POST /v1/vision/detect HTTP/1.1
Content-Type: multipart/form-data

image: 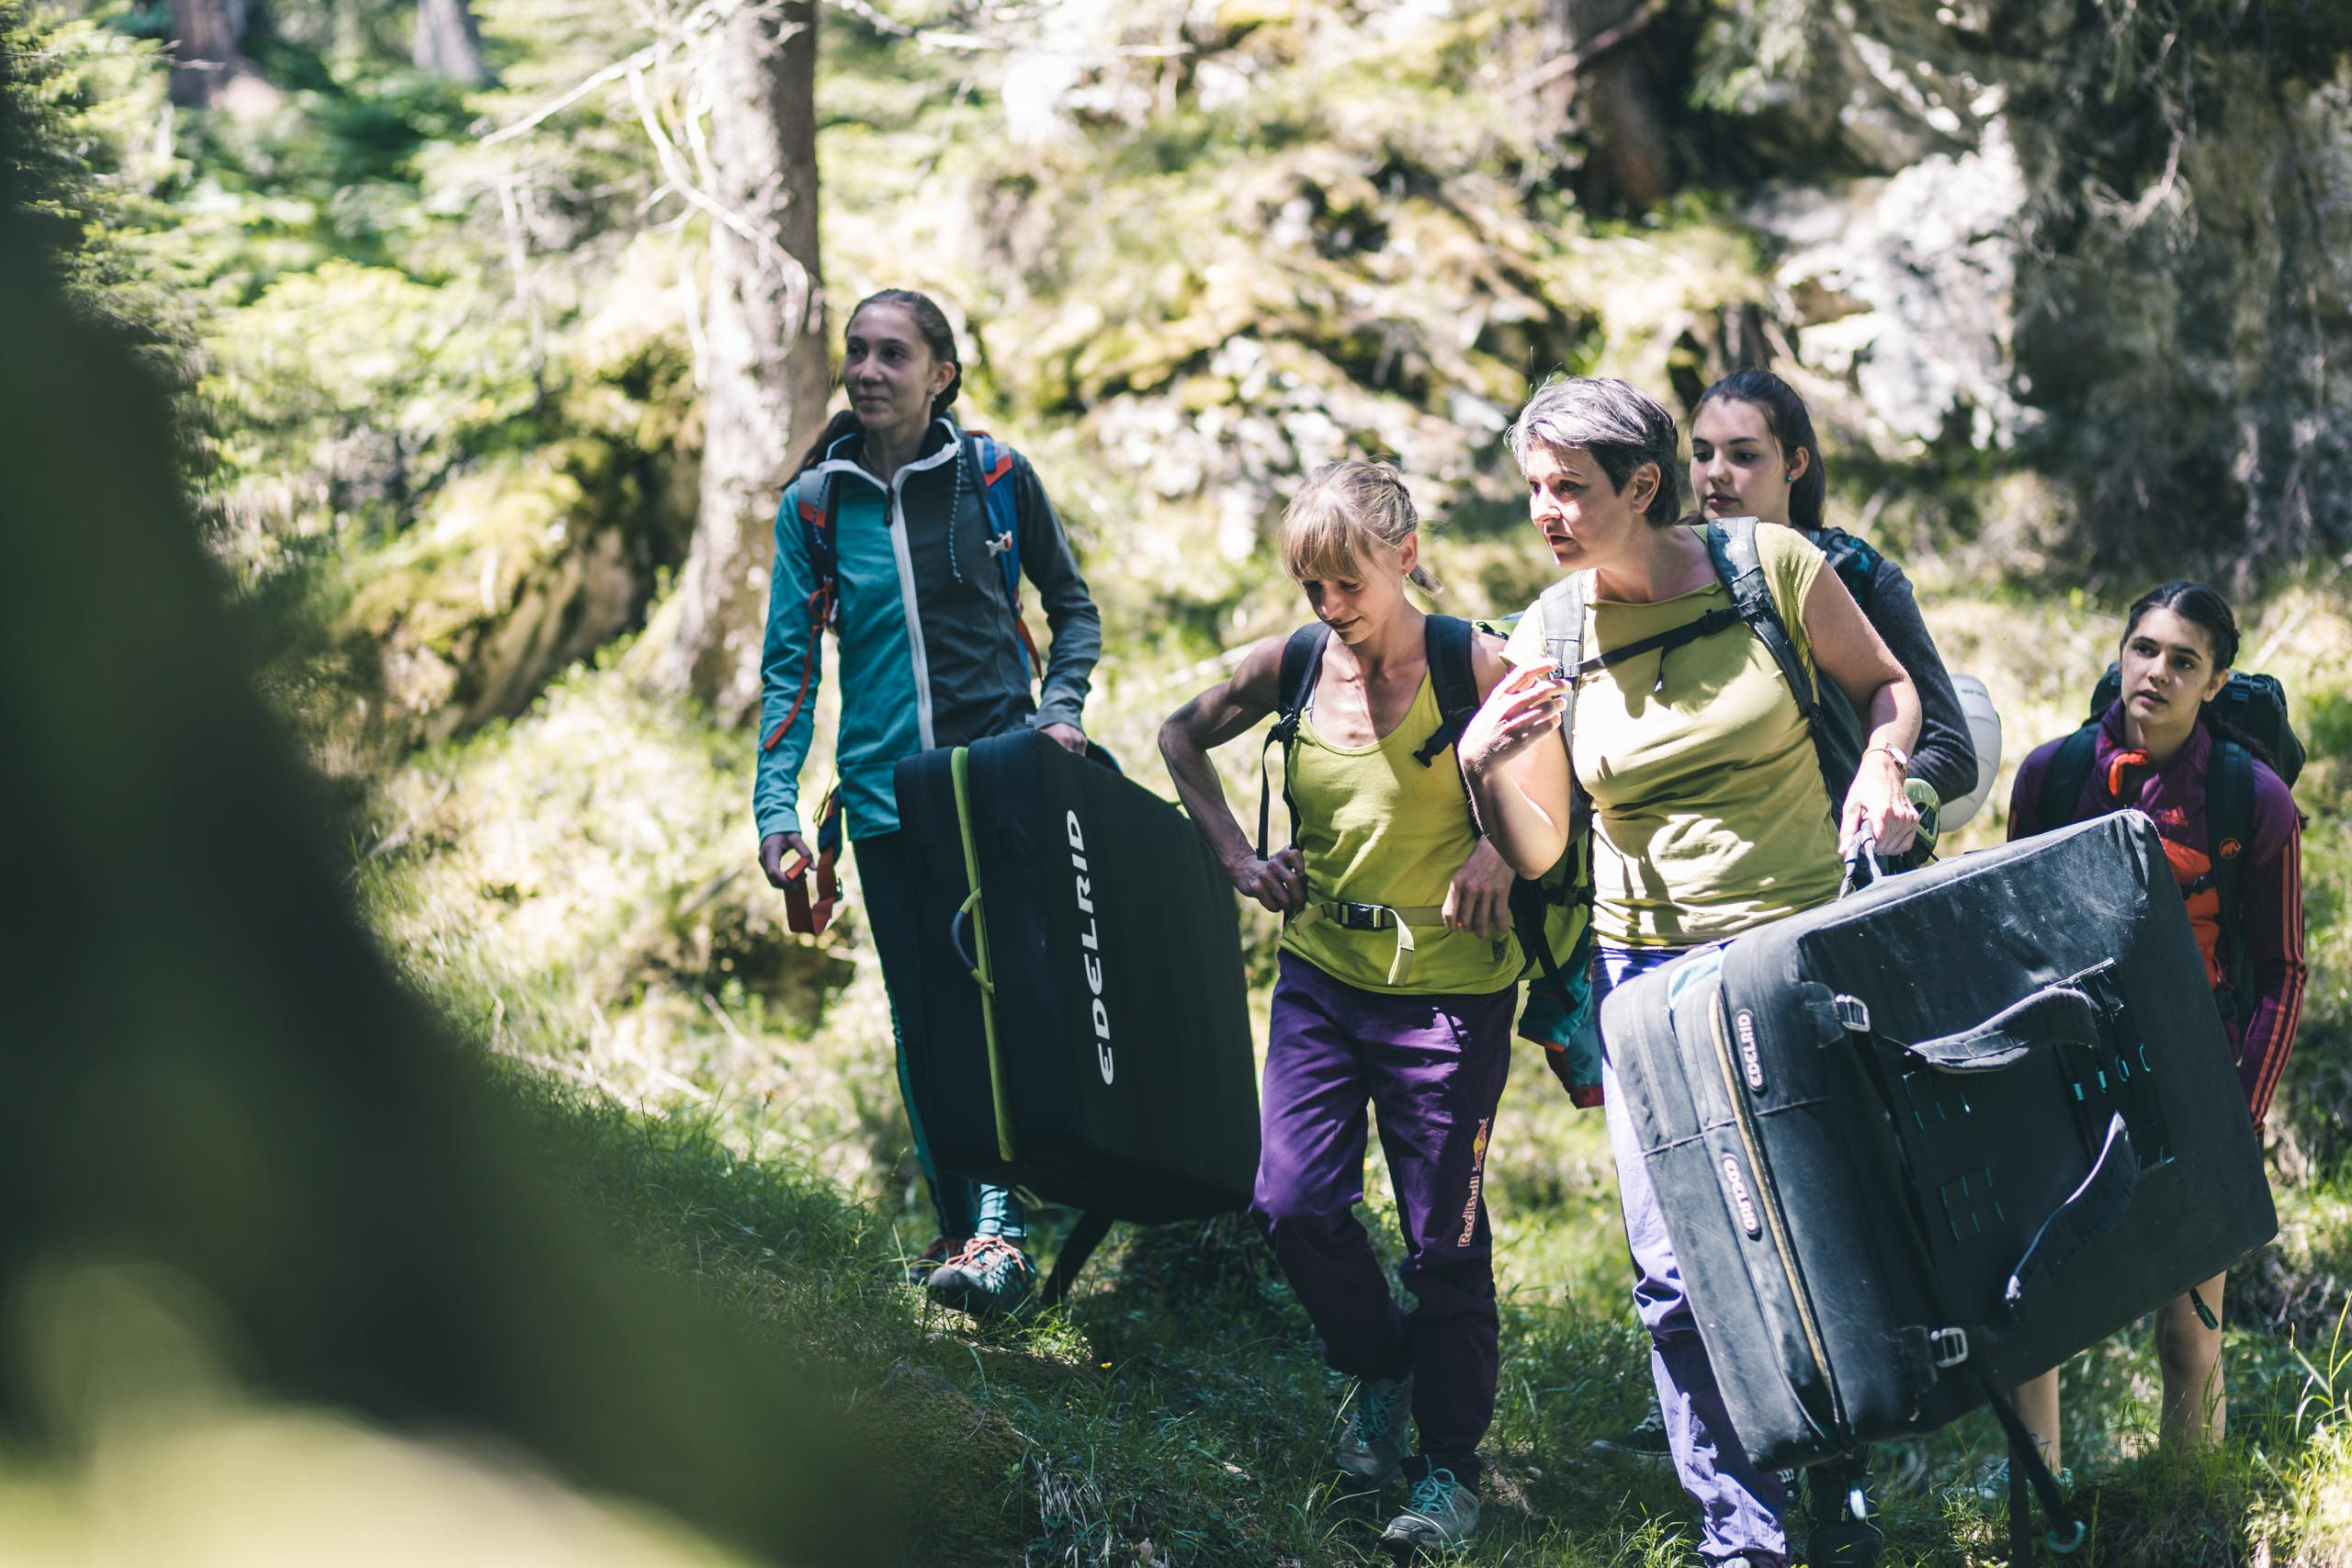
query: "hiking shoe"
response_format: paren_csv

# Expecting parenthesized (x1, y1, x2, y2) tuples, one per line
(1381, 1466, 1479, 1552)
(900, 1234, 964, 1285)
(1337, 1372, 1413, 1484)
(1589, 1400, 1674, 1465)
(1971, 1458, 2074, 1504)
(1804, 1451, 1883, 1567)
(924, 1234, 1036, 1318)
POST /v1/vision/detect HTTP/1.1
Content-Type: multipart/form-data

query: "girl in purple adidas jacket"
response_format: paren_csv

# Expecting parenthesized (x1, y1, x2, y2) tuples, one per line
(2005, 580, 2305, 1483)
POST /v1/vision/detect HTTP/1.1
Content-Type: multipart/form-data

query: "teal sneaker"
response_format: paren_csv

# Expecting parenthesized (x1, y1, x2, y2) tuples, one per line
(1381, 1465, 1479, 1551)
(1337, 1372, 1412, 1484)
(924, 1234, 1036, 1318)
(900, 1233, 964, 1286)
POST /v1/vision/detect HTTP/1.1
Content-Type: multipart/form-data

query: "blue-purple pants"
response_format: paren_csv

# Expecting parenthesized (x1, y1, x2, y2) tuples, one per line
(1598, 943, 1789, 1566)
(1252, 952, 1514, 1479)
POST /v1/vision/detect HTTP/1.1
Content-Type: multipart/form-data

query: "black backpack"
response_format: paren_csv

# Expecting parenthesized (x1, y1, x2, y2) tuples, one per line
(1256, 616, 1596, 1074)
(1816, 524, 1884, 611)
(2034, 665, 2303, 1021)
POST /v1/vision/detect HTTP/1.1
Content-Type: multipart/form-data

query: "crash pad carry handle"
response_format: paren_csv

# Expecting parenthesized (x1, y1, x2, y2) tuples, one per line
(2002, 1112, 2139, 1325)
(950, 891, 992, 993)
(1878, 984, 2105, 1073)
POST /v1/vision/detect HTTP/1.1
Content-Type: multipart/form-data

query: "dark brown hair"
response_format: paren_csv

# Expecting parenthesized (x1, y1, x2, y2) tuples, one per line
(1695, 368, 1826, 533)
(795, 288, 962, 476)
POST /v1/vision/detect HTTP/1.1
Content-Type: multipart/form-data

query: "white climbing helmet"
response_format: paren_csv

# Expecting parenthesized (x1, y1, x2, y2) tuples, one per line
(1939, 673, 2005, 831)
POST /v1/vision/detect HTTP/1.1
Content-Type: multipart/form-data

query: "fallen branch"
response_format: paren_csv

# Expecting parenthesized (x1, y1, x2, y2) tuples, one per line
(700, 988, 753, 1050)
(628, 62, 814, 315)
(1508, 0, 1670, 99)
(480, 0, 736, 145)
(490, 1043, 654, 1111)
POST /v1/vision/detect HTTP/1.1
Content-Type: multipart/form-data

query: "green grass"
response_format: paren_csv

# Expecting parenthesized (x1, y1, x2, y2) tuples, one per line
(475, 991, 2352, 1565)
(322, 546, 2352, 1564)
(344, 633, 2342, 1565)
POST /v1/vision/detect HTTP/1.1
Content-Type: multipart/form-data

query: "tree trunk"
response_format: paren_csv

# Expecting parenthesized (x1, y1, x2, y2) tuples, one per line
(413, 0, 494, 86)
(650, 0, 827, 722)
(1549, 0, 1675, 215)
(169, 0, 273, 110)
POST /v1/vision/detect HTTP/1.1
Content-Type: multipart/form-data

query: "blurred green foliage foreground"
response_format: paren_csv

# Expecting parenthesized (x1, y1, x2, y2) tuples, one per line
(0, 59, 889, 1568)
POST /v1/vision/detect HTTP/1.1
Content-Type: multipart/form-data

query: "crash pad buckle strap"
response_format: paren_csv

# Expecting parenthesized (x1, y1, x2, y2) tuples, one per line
(1928, 1325, 1971, 1368)
(2004, 1112, 2139, 1323)
(1040, 1210, 1116, 1309)
(1973, 1360, 2084, 1560)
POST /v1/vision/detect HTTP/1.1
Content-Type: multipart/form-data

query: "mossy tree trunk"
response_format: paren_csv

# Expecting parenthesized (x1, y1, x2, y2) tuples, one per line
(413, 0, 494, 86)
(168, 0, 269, 107)
(649, 0, 827, 724)
(1549, 0, 1675, 214)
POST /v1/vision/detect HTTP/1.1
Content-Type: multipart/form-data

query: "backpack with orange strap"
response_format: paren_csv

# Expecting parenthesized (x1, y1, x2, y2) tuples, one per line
(764, 432, 1045, 935)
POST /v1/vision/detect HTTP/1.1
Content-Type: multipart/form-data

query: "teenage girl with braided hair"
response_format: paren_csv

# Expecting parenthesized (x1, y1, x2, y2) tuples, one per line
(2003, 580, 2306, 1480)
(754, 288, 1102, 1317)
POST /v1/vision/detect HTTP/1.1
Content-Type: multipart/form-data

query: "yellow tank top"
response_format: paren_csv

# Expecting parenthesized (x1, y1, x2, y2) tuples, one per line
(1277, 669, 1522, 995)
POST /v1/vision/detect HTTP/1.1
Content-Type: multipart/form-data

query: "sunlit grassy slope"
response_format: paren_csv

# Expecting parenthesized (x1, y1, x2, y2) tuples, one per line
(37, 0, 2349, 1555)
(334, 563, 2352, 1567)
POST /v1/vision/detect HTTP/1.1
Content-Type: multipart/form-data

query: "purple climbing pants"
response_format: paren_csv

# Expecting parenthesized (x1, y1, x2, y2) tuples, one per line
(1598, 943, 1790, 1567)
(1252, 951, 1514, 1475)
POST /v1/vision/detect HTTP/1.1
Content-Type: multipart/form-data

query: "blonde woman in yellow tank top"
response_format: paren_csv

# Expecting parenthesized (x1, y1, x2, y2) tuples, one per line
(1159, 461, 1513, 1551)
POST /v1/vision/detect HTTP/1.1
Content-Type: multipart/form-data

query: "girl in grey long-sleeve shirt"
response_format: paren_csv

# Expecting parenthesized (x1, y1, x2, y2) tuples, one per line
(1688, 369, 1976, 807)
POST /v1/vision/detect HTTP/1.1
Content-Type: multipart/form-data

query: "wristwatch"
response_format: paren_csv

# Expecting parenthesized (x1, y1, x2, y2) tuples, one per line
(1865, 739, 1911, 773)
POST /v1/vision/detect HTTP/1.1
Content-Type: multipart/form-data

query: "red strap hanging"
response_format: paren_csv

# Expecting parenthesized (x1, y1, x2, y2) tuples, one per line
(782, 784, 843, 935)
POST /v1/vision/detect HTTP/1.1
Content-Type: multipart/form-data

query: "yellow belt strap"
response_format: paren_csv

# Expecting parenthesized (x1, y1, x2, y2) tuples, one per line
(1294, 900, 1452, 987)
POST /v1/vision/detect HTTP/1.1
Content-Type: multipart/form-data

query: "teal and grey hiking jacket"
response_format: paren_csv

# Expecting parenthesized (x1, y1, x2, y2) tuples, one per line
(753, 417, 1101, 842)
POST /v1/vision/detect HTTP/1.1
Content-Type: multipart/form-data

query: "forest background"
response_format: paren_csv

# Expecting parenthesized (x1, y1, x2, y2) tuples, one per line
(6, 0, 2352, 1562)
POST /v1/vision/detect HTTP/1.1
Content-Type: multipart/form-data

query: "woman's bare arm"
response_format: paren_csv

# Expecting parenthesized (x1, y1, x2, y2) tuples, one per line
(1159, 636, 1305, 912)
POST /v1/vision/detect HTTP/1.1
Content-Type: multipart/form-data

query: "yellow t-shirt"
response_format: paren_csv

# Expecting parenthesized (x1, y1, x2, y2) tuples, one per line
(1278, 669, 1522, 994)
(1503, 525, 1840, 947)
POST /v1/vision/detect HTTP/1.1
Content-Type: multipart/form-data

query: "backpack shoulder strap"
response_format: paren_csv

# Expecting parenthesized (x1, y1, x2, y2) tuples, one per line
(2036, 724, 2101, 830)
(1413, 615, 1481, 767)
(1537, 573, 1589, 754)
(2208, 734, 2255, 1002)
(797, 470, 839, 588)
(1258, 624, 1333, 859)
(763, 474, 843, 757)
(1708, 516, 1874, 807)
(1705, 516, 1817, 723)
(963, 432, 1043, 680)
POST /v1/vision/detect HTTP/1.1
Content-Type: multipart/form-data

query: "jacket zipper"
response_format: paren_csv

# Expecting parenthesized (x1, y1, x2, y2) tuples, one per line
(1707, 985, 1843, 1432)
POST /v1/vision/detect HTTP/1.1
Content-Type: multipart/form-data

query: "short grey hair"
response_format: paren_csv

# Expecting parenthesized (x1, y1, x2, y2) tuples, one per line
(1504, 374, 1682, 525)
